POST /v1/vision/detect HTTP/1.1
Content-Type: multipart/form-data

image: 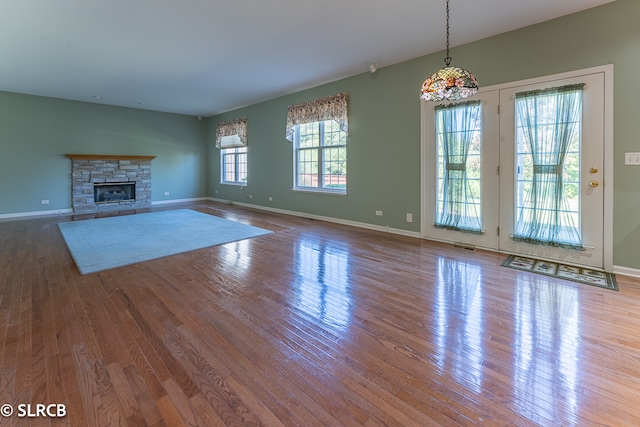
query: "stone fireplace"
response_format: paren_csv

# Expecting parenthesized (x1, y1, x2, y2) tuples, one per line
(67, 154, 156, 212)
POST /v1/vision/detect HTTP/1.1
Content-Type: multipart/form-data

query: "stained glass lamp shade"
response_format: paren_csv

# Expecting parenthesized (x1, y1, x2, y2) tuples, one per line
(420, 62, 478, 102)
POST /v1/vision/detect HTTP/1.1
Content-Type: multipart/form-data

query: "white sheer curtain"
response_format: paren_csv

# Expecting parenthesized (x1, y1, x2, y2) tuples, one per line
(512, 84, 584, 250)
(434, 100, 483, 234)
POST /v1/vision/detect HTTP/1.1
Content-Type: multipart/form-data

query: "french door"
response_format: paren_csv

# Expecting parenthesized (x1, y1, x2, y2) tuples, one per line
(422, 66, 612, 271)
(421, 90, 499, 250)
(498, 71, 606, 269)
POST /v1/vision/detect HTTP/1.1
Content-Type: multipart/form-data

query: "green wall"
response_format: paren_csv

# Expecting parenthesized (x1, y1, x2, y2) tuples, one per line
(208, 0, 640, 270)
(0, 92, 208, 215)
(0, 0, 638, 270)
(208, 65, 422, 229)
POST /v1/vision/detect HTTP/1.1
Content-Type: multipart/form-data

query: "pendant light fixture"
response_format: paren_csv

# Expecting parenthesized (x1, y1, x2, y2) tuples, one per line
(420, 0, 478, 102)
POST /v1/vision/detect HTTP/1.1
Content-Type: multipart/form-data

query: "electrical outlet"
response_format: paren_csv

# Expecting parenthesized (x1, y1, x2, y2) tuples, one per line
(375, 210, 383, 216)
(268, 196, 273, 201)
(41, 199, 50, 205)
(164, 191, 170, 196)
(406, 213, 413, 223)
(248, 195, 253, 199)
(625, 152, 640, 165)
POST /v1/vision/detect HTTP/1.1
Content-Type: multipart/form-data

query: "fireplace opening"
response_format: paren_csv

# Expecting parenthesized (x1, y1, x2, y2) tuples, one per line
(94, 182, 136, 204)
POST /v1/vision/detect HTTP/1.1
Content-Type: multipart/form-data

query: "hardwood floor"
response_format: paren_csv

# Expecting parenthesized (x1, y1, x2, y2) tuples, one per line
(2, 201, 640, 426)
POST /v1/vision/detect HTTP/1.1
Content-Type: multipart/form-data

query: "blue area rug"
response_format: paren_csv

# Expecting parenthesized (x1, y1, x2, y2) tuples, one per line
(58, 209, 272, 275)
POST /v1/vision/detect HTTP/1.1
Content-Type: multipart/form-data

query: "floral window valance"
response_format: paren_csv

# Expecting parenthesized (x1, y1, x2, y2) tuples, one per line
(215, 117, 248, 149)
(285, 92, 349, 141)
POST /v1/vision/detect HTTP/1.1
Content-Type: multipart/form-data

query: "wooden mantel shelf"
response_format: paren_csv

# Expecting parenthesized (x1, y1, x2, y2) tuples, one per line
(66, 154, 157, 161)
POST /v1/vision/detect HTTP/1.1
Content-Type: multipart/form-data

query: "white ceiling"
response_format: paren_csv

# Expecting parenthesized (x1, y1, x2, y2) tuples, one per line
(0, 0, 616, 117)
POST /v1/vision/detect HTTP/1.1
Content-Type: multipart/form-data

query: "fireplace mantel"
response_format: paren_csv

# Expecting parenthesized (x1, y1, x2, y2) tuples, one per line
(66, 154, 157, 161)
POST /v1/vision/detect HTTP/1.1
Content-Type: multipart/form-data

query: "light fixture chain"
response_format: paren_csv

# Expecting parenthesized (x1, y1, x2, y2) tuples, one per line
(445, 0, 451, 66)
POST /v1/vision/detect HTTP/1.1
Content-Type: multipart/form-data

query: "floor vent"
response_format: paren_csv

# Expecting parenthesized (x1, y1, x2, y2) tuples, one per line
(453, 242, 476, 251)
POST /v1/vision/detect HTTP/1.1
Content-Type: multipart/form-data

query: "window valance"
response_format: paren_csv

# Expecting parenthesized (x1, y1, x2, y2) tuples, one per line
(215, 117, 248, 149)
(285, 92, 349, 141)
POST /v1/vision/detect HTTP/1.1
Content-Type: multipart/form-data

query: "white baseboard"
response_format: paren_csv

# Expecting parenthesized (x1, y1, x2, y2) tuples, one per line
(0, 197, 208, 219)
(208, 197, 421, 238)
(613, 265, 640, 279)
(0, 208, 73, 220)
(152, 197, 210, 206)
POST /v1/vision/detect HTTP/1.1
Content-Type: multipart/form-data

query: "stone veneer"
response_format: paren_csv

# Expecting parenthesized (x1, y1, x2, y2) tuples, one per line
(67, 155, 155, 213)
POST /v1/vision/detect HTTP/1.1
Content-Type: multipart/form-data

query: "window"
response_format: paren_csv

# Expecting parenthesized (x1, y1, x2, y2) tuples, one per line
(215, 117, 248, 186)
(285, 92, 349, 194)
(221, 146, 248, 185)
(293, 120, 346, 193)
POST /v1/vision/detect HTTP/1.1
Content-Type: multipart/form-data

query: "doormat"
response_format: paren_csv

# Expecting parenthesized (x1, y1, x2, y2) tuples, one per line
(501, 255, 618, 291)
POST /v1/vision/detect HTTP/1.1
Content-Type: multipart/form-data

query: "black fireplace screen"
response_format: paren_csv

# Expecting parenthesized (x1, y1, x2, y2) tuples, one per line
(94, 182, 136, 204)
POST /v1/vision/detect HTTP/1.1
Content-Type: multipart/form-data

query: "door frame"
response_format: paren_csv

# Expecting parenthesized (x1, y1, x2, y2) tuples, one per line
(420, 64, 614, 272)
